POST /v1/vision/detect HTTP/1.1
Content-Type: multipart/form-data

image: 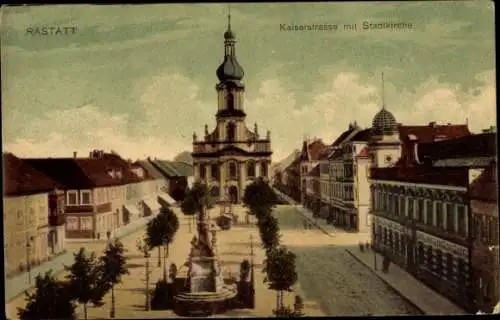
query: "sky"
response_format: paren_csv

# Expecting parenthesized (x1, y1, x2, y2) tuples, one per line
(1, 2, 496, 162)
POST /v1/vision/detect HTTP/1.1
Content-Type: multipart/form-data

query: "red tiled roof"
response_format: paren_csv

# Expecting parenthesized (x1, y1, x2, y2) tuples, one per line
(417, 132, 496, 162)
(395, 124, 471, 167)
(3, 153, 59, 196)
(370, 165, 469, 187)
(24, 152, 143, 189)
(469, 165, 498, 202)
(300, 139, 327, 161)
(357, 146, 370, 158)
(398, 124, 470, 144)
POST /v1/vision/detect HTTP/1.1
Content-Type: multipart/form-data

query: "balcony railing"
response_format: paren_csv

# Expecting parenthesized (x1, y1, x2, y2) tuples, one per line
(64, 202, 112, 214)
(193, 140, 271, 153)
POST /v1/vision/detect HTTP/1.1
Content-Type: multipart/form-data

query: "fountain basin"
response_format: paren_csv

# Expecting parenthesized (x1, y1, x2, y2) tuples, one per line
(173, 286, 237, 316)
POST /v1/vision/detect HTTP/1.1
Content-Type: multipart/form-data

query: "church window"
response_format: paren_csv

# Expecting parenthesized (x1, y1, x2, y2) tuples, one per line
(227, 93, 235, 110)
(199, 164, 206, 179)
(211, 163, 219, 180)
(261, 162, 268, 177)
(418, 199, 424, 222)
(229, 162, 237, 179)
(247, 161, 255, 177)
(226, 122, 236, 141)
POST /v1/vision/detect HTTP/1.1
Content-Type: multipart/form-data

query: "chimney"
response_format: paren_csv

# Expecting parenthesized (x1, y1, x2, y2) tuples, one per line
(73, 151, 77, 158)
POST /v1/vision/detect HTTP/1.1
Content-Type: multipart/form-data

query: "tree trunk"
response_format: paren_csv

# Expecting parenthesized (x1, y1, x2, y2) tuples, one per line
(157, 246, 161, 267)
(83, 303, 88, 320)
(163, 245, 167, 282)
(110, 285, 116, 318)
(276, 290, 280, 311)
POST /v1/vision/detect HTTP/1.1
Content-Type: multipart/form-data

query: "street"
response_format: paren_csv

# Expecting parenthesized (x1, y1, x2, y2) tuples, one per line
(7, 205, 421, 318)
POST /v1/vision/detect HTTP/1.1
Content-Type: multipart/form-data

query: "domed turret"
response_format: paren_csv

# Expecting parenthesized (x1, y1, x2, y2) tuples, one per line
(372, 108, 398, 133)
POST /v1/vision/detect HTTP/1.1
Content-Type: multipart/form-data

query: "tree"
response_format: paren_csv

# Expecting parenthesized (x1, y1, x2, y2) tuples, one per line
(146, 215, 164, 268)
(257, 215, 281, 253)
(263, 246, 298, 312)
(243, 178, 278, 213)
(65, 248, 101, 320)
(17, 271, 76, 320)
(99, 238, 129, 318)
(160, 207, 180, 281)
(180, 189, 198, 232)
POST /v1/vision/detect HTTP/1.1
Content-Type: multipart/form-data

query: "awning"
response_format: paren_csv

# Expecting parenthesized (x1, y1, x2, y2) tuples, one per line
(158, 192, 175, 205)
(123, 204, 141, 217)
(142, 198, 161, 212)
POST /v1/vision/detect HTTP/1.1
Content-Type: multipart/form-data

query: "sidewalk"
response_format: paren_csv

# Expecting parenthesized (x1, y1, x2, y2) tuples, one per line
(346, 248, 467, 315)
(273, 188, 336, 237)
(5, 215, 154, 302)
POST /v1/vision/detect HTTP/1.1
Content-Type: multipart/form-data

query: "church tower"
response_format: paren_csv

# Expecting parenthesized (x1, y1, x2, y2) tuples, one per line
(368, 73, 402, 168)
(192, 11, 273, 204)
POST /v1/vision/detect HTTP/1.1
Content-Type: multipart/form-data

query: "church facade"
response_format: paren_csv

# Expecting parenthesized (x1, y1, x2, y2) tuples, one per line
(191, 15, 272, 204)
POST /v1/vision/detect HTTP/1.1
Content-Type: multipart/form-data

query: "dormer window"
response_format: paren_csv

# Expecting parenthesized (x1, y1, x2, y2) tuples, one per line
(108, 169, 116, 178)
(116, 170, 123, 179)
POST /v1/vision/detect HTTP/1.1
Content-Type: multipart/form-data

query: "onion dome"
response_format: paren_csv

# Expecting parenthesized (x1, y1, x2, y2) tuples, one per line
(216, 11, 244, 82)
(372, 107, 398, 133)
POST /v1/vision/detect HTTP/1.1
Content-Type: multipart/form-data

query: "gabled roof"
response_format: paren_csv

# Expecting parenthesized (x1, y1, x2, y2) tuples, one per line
(136, 160, 167, 180)
(24, 158, 95, 189)
(3, 153, 59, 196)
(331, 124, 359, 147)
(469, 165, 498, 202)
(351, 129, 372, 142)
(151, 160, 194, 178)
(299, 139, 327, 162)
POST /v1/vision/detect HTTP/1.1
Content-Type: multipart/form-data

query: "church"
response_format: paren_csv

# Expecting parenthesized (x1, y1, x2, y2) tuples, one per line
(191, 13, 273, 204)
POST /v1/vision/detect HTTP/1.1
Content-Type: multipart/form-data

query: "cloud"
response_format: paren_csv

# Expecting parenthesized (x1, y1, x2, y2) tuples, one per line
(4, 69, 496, 163)
(393, 70, 496, 132)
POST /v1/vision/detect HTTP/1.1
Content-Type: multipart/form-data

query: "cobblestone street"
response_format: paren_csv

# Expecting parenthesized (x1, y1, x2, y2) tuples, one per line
(274, 205, 423, 316)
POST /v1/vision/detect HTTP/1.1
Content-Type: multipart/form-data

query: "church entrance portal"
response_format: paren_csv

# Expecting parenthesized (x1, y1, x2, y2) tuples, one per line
(228, 186, 238, 204)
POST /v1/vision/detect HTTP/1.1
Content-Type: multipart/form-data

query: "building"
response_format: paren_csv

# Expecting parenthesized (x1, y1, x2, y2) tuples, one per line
(3, 153, 65, 276)
(271, 149, 300, 187)
(299, 138, 327, 204)
(24, 150, 144, 239)
(150, 159, 194, 202)
(135, 159, 176, 208)
(282, 157, 301, 203)
(327, 123, 373, 231)
(367, 98, 492, 311)
(191, 15, 272, 203)
(418, 131, 498, 312)
(304, 164, 320, 215)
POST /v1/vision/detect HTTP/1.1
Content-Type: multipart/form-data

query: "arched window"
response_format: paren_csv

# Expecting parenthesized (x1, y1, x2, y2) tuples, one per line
(226, 122, 236, 141)
(227, 93, 234, 110)
(261, 162, 268, 177)
(229, 162, 237, 179)
(211, 163, 219, 180)
(247, 161, 255, 177)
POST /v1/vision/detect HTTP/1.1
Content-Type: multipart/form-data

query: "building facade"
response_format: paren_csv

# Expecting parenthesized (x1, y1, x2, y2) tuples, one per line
(470, 163, 499, 313)
(367, 101, 487, 311)
(3, 153, 65, 276)
(299, 139, 327, 204)
(25, 150, 145, 240)
(191, 15, 272, 203)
